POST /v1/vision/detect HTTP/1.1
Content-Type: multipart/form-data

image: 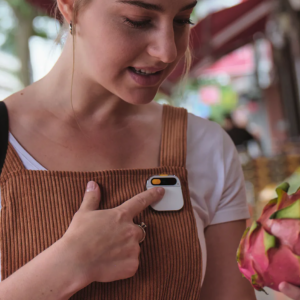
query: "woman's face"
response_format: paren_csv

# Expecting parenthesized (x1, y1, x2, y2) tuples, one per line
(75, 0, 196, 104)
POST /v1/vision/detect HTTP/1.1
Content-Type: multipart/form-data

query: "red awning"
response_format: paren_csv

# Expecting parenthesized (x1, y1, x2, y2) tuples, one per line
(161, 0, 272, 94)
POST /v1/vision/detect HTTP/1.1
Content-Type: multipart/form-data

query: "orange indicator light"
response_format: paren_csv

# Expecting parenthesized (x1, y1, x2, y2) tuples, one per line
(152, 179, 161, 185)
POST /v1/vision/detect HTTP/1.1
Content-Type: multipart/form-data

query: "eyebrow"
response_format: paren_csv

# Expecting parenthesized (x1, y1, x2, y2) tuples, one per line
(117, 0, 198, 13)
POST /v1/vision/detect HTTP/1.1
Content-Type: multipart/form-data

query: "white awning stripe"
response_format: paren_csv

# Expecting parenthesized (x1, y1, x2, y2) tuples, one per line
(211, 1, 273, 49)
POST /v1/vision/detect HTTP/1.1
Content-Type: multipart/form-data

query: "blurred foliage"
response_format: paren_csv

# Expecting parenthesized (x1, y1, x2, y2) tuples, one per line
(9, 0, 38, 19)
(0, 0, 16, 54)
(169, 76, 237, 122)
(0, 0, 53, 55)
(0, 0, 58, 86)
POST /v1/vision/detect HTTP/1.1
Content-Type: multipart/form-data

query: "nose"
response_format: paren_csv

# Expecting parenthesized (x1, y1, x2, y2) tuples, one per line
(148, 27, 178, 64)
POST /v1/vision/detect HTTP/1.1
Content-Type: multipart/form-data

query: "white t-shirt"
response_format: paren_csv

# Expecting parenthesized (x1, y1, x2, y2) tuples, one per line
(0, 113, 250, 283)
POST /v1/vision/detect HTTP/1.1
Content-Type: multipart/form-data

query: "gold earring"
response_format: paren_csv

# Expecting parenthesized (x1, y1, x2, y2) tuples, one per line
(69, 22, 73, 35)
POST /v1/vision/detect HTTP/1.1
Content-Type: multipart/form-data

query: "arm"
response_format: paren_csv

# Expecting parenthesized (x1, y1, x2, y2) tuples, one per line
(0, 182, 164, 300)
(0, 239, 86, 300)
(200, 220, 257, 300)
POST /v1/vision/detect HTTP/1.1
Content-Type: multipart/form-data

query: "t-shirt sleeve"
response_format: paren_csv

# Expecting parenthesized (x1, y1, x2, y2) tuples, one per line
(210, 130, 251, 225)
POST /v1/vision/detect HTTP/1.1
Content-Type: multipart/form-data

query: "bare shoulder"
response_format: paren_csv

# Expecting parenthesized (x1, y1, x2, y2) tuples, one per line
(3, 84, 46, 143)
(3, 89, 26, 112)
(4, 85, 38, 118)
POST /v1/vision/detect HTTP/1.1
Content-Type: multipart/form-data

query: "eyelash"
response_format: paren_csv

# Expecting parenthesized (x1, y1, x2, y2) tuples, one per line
(124, 18, 195, 29)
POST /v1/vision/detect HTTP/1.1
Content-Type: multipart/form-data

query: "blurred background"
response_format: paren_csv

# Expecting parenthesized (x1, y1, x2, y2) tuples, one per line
(1, 0, 300, 299)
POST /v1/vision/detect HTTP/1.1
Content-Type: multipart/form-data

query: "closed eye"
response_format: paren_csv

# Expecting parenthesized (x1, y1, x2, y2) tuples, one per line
(124, 18, 195, 28)
(124, 18, 151, 28)
(175, 18, 195, 26)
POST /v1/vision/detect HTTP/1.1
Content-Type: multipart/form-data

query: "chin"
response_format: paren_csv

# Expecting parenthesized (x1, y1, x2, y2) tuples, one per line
(122, 87, 159, 105)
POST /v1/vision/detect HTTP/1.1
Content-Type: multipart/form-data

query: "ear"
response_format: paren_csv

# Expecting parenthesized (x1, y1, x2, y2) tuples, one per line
(57, 0, 74, 24)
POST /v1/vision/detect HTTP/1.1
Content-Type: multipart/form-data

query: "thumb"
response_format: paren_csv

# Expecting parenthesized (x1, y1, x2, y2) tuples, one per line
(80, 181, 101, 211)
(279, 282, 300, 299)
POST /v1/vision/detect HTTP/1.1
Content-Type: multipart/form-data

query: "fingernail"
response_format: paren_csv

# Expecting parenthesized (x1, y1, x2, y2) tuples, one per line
(157, 187, 165, 196)
(86, 181, 96, 192)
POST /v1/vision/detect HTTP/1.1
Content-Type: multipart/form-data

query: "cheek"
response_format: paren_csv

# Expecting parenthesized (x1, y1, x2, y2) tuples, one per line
(163, 30, 190, 75)
(77, 14, 144, 75)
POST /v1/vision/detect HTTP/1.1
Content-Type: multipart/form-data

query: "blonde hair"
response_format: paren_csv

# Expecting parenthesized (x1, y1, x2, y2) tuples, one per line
(54, 0, 92, 135)
(183, 46, 192, 86)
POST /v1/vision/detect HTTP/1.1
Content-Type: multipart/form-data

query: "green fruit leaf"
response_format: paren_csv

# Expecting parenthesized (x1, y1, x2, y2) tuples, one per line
(264, 231, 277, 253)
(236, 248, 242, 264)
(242, 227, 250, 239)
(251, 274, 268, 294)
(270, 199, 300, 219)
(246, 222, 260, 247)
(249, 222, 259, 236)
(237, 227, 250, 264)
(251, 274, 258, 285)
(252, 274, 263, 289)
(276, 182, 290, 195)
(276, 183, 290, 209)
(262, 198, 277, 214)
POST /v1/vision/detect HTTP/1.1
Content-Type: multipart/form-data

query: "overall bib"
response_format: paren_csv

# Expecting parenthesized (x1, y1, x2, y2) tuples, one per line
(0, 104, 202, 299)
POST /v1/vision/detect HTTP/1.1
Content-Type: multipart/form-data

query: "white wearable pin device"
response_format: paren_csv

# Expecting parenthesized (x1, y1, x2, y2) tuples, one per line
(146, 175, 184, 212)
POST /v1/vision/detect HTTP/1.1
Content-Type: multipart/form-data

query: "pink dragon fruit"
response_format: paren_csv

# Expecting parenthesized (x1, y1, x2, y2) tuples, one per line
(237, 183, 300, 293)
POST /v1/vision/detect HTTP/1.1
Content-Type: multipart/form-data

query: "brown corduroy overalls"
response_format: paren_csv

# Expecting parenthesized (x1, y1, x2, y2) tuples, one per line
(0, 105, 202, 299)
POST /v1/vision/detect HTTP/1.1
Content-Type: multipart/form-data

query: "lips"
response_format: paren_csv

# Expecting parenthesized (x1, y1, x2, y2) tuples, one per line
(129, 67, 158, 76)
(127, 67, 164, 86)
(129, 66, 165, 76)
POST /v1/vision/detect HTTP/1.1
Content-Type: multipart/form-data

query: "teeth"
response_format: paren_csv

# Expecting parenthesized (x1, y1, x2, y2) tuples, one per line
(132, 68, 158, 75)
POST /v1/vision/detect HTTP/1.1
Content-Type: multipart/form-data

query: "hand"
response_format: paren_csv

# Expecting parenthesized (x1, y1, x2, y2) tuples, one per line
(279, 282, 300, 300)
(61, 181, 165, 286)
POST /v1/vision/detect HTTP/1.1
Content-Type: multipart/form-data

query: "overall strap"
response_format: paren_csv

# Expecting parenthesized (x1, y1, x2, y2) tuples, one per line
(0, 102, 9, 176)
(160, 105, 188, 168)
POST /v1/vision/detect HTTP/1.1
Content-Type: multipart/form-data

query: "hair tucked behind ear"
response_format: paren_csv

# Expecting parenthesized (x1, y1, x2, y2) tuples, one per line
(54, 0, 93, 138)
(183, 46, 192, 83)
(175, 43, 192, 98)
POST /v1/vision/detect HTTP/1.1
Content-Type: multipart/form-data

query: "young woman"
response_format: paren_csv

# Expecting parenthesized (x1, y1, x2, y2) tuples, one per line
(0, 0, 279, 299)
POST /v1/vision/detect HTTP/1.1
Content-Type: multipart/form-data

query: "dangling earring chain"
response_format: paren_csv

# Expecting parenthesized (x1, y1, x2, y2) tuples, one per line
(69, 22, 73, 35)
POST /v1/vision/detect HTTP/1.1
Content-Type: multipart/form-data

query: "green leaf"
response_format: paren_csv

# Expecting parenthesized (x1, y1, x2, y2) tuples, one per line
(262, 198, 277, 214)
(249, 222, 259, 236)
(264, 231, 276, 253)
(251, 274, 268, 294)
(276, 183, 290, 208)
(276, 182, 290, 195)
(270, 199, 300, 219)
(236, 227, 250, 264)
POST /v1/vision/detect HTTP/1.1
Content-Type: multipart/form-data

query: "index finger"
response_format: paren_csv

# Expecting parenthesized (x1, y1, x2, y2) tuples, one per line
(119, 188, 165, 218)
